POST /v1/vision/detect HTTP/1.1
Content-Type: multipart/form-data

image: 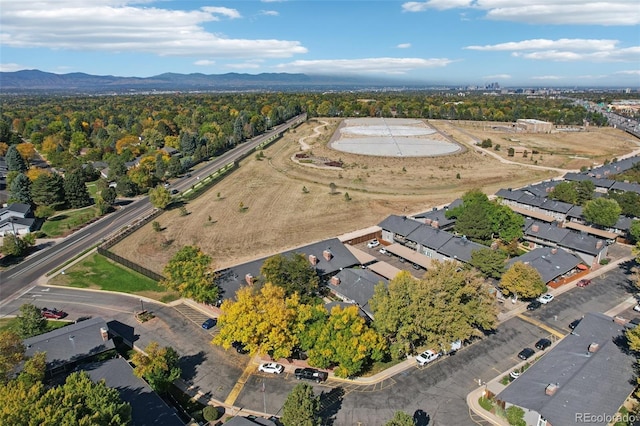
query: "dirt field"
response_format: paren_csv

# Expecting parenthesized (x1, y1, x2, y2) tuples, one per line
(111, 118, 638, 273)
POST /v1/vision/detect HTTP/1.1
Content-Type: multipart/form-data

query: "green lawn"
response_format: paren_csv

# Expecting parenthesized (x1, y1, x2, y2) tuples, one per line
(86, 180, 100, 199)
(0, 317, 70, 334)
(49, 253, 180, 303)
(41, 206, 100, 237)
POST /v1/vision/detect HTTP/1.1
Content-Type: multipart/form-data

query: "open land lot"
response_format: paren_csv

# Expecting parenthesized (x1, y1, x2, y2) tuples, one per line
(111, 118, 636, 273)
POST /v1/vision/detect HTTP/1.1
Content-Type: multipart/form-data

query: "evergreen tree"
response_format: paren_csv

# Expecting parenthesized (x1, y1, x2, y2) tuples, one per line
(30, 173, 65, 208)
(167, 156, 182, 178)
(63, 169, 93, 208)
(5, 145, 27, 172)
(8, 173, 32, 205)
(101, 186, 117, 205)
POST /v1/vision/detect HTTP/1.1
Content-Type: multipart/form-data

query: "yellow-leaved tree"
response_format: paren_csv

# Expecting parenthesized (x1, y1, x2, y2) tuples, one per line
(213, 283, 301, 360)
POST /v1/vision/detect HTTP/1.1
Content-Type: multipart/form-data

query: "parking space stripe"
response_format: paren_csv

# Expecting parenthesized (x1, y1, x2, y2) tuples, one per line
(224, 361, 256, 406)
(516, 314, 566, 339)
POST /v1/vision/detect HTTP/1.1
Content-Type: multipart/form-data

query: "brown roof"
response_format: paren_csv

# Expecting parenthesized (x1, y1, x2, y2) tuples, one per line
(366, 262, 404, 280)
(344, 244, 377, 264)
(508, 205, 556, 222)
(384, 243, 436, 269)
(564, 222, 618, 239)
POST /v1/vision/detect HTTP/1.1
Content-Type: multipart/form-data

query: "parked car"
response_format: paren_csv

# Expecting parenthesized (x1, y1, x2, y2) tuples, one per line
(41, 307, 67, 319)
(367, 239, 380, 248)
(510, 370, 520, 379)
(537, 293, 554, 304)
(634, 304, 640, 312)
(526, 300, 542, 311)
(232, 341, 249, 354)
(625, 318, 640, 330)
(258, 363, 284, 374)
(535, 338, 552, 350)
(171, 189, 179, 195)
(518, 348, 535, 360)
(416, 349, 440, 366)
(202, 318, 217, 330)
(379, 247, 390, 255)
(294, 367, 328, 383)
(412, 263, 421, 270)
(568, 318, 582, 330)
(576, 279, 591, 287)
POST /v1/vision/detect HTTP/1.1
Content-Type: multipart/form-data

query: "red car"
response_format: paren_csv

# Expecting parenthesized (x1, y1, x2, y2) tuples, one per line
(576, 279, 591, 287)
(41, 307, 67, 319)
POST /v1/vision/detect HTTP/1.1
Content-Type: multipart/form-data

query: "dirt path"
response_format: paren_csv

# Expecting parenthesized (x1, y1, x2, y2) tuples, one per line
(298, 120, 329, 151)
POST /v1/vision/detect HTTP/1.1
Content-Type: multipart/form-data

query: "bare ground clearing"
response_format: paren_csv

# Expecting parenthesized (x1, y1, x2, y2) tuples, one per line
(111, 119, 635, 273)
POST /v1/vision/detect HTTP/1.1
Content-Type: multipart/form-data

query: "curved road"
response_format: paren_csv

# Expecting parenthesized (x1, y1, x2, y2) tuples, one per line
(0, 113, 306, 308)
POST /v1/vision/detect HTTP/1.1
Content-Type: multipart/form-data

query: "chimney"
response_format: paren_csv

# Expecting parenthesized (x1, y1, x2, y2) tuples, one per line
(100, 327, 108, 341)
(330, 276, 340, 286)
(431, 220, 439, 229)
(309, 254, 318, 265)
(596, 240, 603, 249)
(588, 342, 600, 353)
(323, 249, 333, 261)
(551, 248, 558, 255)
(245, 274, 254, 285)
(545, 383, 559, 396)
(425, 218, 432, 225)
(532, 224, 539, 232)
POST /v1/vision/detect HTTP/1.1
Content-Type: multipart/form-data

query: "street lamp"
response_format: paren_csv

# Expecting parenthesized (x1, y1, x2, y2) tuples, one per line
(140, 299, 144, 312)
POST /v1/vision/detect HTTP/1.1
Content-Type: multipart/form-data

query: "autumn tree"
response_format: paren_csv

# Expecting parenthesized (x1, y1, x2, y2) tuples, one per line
(583, 197, 622, 227)
(0, 330, 25, 383)
(17, 352, 46, 388)
(500, 262, 547, 300)
(16, 303, 48, 338)
(469, 248, 508, 279)
(260, 253, 320, 301)
(281, 383, 321, 426)
(148, 185, 172, 209)
(162, 245, 217, 303)
(302, 305, 387, 377)
(16, 143, 36, 166)
(213, 283, 302, 360)
(132, 341, 181, 393)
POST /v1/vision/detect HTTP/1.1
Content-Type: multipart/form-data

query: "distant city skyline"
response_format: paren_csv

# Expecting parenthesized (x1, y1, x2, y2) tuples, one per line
(1, 0, 639, 87)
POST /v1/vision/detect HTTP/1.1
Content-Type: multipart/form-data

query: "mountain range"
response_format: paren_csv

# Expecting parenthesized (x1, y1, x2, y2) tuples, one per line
(0, 69, 417, 93)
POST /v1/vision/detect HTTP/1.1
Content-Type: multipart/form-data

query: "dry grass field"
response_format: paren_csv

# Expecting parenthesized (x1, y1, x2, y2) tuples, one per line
(111, 118, 638, 273)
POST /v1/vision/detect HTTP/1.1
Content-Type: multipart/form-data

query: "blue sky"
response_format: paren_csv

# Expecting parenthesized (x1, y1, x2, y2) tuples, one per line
(1, 0, 639, 87)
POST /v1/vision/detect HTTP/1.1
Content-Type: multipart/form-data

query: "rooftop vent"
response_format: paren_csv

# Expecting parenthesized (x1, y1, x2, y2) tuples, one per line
(545, 383, 559, 396)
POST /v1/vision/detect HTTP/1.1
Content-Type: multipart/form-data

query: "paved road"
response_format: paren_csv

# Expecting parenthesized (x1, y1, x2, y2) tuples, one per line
(0, 113, 306, 307)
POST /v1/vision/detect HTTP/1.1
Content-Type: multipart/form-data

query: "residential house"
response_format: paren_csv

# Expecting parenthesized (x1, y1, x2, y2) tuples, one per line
(496, 188, 573, 222)
(0, 203, 36, 236)
(161, 147, 181, 157)
(378, 215, 422, 245)
(404, 223, 454, 261)
(80, 357, 184, 426)
(328, 268, 388, 319)
(524, 221, 608, 267)
(437, 235, 486, 263)
(496, 312, 636, 426)
(506, 247, 583, 285)
(412, 198, 462, 231)
(23, 317, 115, 378)
(215, 237, 360, 300)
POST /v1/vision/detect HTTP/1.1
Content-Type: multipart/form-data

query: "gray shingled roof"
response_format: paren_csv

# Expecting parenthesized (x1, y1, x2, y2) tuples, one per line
(525, 222, 571, 244)
(405, 225, 454, 250)
(329, 268, 388, 317)
(522, 181, 560, 198)
(495, 188, 525, 201)
(437, 236, 485, 263)
(525, 221, 606, 255)
(80, 358, 184, 426)
(566, 205, 583, 219)
(611, 181, 640, 194)
(378, 215, 422, 237)
(215, 238, 359, 300)
(538, 198, 573, 214)
(412, 199, 463, 228)
(24, 317, 115, 371)
(497, 312, 636, 426)
(507, 247, 582, 283)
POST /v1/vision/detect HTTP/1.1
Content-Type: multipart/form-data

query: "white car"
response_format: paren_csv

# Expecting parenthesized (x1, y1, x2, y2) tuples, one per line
(537, 293, 554, 304)
(258, 363, 284, 374)
(634, 304, 640, 312)
(416, 350, 440, 366)
(379, 247, 388, 255)
(367, 239, 380, 248)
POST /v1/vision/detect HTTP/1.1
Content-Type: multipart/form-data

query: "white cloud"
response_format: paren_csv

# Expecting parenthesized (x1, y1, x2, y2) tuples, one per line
(615, 70, 640, 75)
(260, 10, 279, 16)
(0, 63, 26, 72)
(0, 1, 307, 59)
(483, 74, 511, 79)
(275, 57, 455, 74)
(402, 0, 640, 25)
(531, 75, 562, 80)
(397, 43, 412, 49)
(194, 60, 216, 66)
(225, 62, 262, 70)
(466, 38, 640, 63)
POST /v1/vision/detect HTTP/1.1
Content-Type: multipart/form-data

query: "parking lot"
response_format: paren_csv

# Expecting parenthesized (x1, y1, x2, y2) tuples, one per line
(359, 239, 426, 278)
